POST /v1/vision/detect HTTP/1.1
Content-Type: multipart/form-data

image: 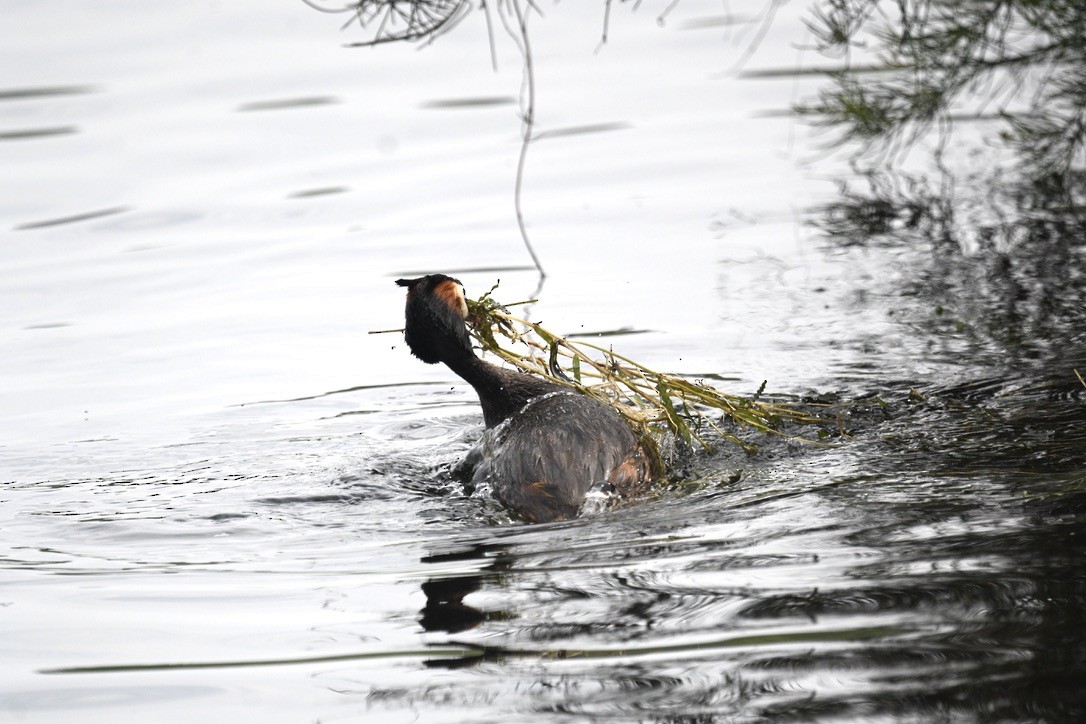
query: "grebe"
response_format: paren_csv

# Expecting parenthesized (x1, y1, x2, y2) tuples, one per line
(396, 274, 656, 523)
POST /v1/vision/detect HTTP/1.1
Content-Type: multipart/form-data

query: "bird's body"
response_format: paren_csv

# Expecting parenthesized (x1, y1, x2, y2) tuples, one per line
(396, 274, 655, 523)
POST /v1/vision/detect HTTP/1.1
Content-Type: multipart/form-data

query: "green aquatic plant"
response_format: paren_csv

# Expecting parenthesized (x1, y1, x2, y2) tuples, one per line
(464, 283, 827, 454)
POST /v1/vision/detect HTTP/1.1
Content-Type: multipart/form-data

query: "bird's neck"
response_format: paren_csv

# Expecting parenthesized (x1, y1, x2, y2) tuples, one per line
(442, 347, 559, 428)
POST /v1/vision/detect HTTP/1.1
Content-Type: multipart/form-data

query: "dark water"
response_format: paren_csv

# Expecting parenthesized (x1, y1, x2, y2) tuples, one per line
(3, 1, 1085, 722)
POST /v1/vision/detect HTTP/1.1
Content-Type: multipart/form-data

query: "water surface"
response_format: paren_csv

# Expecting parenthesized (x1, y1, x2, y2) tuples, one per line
(2, 1, 1084, 721)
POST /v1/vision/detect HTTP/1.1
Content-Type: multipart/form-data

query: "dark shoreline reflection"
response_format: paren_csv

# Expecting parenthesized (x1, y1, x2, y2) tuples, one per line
(795, 155, 1086, 719)
(740, 492, 1086, 721)
(814, 169, 1086, 374)
(746, 369, 1085, 720)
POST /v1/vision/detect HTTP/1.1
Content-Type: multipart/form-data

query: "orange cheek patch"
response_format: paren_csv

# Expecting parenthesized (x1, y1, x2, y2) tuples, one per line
(435, 279, 468, 318)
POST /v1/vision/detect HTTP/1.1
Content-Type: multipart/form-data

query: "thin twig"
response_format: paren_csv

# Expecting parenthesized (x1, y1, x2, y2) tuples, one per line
(510, 0, 547, 279)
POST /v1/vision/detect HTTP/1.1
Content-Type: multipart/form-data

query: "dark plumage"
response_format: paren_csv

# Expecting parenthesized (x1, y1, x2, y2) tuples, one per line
(396, 274, 656, 522)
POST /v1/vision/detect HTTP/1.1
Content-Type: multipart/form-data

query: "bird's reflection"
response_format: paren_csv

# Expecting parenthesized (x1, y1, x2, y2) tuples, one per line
(419, 542, 511, 668)
(419, 574, 486, 634)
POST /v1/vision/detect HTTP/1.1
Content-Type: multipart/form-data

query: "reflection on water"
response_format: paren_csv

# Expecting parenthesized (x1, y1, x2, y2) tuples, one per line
(393, 369, 1085, 720)
(5, 359, 1084, 721)
(0, 127, 78, 141)
(236, 96, 340, 112)
(14, 206, 130, 231)
(2, 0, 1084, 722)
(816, 168, 1086, 377)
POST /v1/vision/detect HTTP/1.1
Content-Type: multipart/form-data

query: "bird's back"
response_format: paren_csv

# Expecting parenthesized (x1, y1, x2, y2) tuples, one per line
(463, 392, 655, 523)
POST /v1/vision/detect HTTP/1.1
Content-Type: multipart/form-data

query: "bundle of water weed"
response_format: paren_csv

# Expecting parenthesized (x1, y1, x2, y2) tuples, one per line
(465, 284, 829, 455)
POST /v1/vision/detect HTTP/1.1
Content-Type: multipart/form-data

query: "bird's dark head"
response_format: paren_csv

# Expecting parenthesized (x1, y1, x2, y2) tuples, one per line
(395, 274, 472, 364)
